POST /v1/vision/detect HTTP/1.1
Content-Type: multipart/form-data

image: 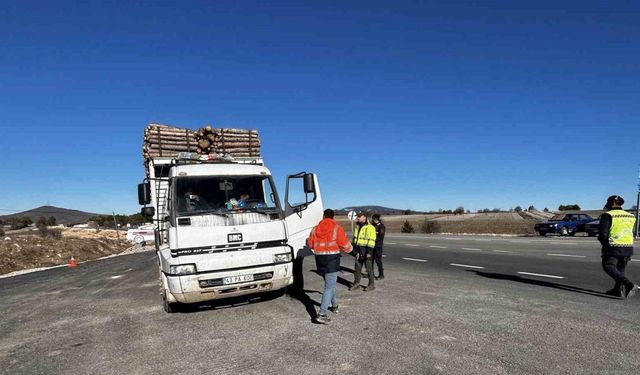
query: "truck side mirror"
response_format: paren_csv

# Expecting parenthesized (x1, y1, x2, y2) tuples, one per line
(138, 183, 151, 205)
(303, 174, 315, 194)
(141, 206, 155, 218)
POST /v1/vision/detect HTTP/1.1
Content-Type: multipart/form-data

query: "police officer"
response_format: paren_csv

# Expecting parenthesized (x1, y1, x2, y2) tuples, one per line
(371, 213, 386, 279)
(349, 212, 377, 291)
(599, 195, 638, 299)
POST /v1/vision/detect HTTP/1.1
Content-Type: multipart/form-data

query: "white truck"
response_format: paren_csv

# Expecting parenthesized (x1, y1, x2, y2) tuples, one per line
(138, 153, 323, 312)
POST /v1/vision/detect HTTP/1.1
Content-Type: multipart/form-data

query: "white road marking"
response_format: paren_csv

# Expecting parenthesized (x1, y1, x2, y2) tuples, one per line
(517, 272, 564, 279)
(111, 275, 123, 279)
(449, 263, 485, 269)
(493, 250, 512, 253)
(403, 257, 428, 263)
(430, 245, 448, 249)
(386, 242, 397, 245)
(382, 254, 387, 258)
(406, 244, 420, 247)
(461, 247, 481, 251)
(631, 259, 640, 262)
(546, 253, 586, 258)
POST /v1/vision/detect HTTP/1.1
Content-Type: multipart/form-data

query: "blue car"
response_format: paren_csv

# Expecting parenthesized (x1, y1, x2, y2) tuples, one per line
(534, 213, 594, 236)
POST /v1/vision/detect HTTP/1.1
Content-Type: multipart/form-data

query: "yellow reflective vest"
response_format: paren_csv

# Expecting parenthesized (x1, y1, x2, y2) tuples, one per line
(354, 222, 377, 248)
(606, 209, 636, 247)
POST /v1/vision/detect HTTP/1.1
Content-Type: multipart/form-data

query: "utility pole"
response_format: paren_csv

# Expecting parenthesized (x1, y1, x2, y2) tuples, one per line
(636, 168, 640, 238)
(112, 212, 120, 240)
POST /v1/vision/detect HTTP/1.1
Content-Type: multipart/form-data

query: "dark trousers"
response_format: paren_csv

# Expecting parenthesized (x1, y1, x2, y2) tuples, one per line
(373, 246, 384, 276)
(354, 248, 374, 287)
(601, 255, 632, 287)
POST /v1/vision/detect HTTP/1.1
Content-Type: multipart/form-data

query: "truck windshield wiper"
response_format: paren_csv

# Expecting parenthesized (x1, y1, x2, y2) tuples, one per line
(180, 210, 229, 218)
(242, 207, 275, 216)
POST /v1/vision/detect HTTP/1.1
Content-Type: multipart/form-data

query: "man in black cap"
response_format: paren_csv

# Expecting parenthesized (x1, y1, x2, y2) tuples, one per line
(371, 213, 386, 279)
(599, 195, 638, 299)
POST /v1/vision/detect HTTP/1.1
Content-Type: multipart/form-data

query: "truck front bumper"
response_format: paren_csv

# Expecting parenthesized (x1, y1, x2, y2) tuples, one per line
(165, 262, 293, 304)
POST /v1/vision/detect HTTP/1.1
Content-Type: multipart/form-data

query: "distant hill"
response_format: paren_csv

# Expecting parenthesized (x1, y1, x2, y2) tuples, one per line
(336, 205, 425, 216)
(0, 206, 103, 226)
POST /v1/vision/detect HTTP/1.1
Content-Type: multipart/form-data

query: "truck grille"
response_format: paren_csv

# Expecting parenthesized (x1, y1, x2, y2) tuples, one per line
(172, 240, 287, 257)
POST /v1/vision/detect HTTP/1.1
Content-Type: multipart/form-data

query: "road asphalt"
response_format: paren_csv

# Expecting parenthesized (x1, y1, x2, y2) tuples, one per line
(1, 234, 638, 374)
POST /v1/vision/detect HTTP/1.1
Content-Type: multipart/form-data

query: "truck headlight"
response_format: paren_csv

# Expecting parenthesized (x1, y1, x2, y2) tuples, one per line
(170, 264, 197, 275)
(273, 253, 292, 264)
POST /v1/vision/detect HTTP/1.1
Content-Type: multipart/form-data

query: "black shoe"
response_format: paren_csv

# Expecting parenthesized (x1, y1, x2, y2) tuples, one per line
(605, 287, 621, 297)
(364, 284, 375, 292)
(378, 273, 385, 280)
(329, 304, 339, 314)
(315, 314, 331, 324)
(349, 283, 361, 291)
(619, 284, 627, 299)
(625, 284, 638, 299)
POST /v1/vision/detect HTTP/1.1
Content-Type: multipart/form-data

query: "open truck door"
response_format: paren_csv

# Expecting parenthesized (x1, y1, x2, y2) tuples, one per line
(284, 172, 323, 259)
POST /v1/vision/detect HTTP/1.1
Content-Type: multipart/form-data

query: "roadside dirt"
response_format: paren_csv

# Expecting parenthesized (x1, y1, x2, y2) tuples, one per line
(0, 229, 132, 275)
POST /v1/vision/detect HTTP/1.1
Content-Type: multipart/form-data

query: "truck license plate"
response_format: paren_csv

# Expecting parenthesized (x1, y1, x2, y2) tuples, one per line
(223, 274, 254, 285)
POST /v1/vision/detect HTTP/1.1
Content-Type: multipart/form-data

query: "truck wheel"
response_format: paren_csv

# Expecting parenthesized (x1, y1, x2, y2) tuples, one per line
(588, 232, 597, 237)
(560, 227, 569, 236)
(163, 295, 180, 313)
(568, 230, 576, 237)
(538, 231, 547, 236)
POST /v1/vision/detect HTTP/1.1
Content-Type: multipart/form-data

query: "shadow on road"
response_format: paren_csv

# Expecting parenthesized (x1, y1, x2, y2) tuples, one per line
(470, 271, 620, 300)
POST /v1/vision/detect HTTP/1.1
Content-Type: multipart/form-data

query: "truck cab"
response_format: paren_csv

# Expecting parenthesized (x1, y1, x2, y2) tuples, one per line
(139, 155, 322, 312)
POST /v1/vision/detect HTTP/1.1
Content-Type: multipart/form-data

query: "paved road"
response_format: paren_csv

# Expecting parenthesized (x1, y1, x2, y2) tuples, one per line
(1, 234, 638, 374)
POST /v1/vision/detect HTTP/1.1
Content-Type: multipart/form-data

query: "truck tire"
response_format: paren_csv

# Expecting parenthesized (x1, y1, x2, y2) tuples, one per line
(163, 295, 180, 313)
(538, 231, 547, 236)
(560, 227, 569, 236)
(588, 232, 597, 237)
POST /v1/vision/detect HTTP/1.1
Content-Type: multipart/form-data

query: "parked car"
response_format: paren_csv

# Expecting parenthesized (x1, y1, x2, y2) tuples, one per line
(125, 224, 155, 244)
(585, 220, 600, 237)
(534, 213, 594, 236)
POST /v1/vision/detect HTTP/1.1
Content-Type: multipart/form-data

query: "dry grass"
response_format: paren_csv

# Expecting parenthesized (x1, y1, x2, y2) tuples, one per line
(336, 212, 540, 235)
(0, 229, 131, 275)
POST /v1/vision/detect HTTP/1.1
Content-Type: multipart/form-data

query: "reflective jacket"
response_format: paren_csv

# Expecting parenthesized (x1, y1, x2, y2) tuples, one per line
(307, 218, 353, 273)
(599, 209, 636, 257)
(354, 222, 377, 249)
(607, 209, 636, 247)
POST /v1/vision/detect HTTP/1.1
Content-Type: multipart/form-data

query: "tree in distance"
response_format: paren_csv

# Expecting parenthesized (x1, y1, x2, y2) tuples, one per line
(420, 220, 440, 234)
(401, 220, 415, 233)
(454, 206, 465, 215)
(514, 206, 523, 212)
(528, 205, 536, 212)
(543, 208, 550, 212)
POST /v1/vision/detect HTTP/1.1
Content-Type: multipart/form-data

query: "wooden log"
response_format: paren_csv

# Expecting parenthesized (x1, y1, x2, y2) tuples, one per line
(197, 139, 211, 149)
(144, 142, 196, 149)
(214, 143, 261, 148)
(215, 129, 259, 135)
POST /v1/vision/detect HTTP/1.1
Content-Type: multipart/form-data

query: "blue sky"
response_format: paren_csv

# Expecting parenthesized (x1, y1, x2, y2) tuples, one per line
(1, 0, 639, 215)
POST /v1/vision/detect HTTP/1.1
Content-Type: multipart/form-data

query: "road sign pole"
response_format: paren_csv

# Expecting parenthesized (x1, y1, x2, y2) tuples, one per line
(635, 191, 639, 239)
(636, 169, 640, 238)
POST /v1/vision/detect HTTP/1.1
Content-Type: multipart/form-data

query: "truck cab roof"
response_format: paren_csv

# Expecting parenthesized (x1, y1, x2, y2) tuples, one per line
(169, 163, 272, 178)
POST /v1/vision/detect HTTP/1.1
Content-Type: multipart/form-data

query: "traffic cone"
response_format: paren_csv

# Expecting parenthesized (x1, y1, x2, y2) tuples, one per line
(68, 256, 78, 268)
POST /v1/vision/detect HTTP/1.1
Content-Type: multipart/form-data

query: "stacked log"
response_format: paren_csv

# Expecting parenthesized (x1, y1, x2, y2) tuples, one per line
(143, 123, 261, 162)
(213, 128, 261, 157)
(142, 123, 198, 161)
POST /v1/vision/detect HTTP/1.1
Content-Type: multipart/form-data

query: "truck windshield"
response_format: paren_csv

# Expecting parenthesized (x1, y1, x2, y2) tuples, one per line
(173, 175, 281, 217)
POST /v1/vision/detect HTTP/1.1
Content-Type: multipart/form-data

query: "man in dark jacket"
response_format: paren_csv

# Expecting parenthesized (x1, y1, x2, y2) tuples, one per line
(598, 195, 638, 299)
(371, 213, 386, 279)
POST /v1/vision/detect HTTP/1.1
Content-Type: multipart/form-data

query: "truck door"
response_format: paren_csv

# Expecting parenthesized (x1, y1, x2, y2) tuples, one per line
(284, 172, 324, 258)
